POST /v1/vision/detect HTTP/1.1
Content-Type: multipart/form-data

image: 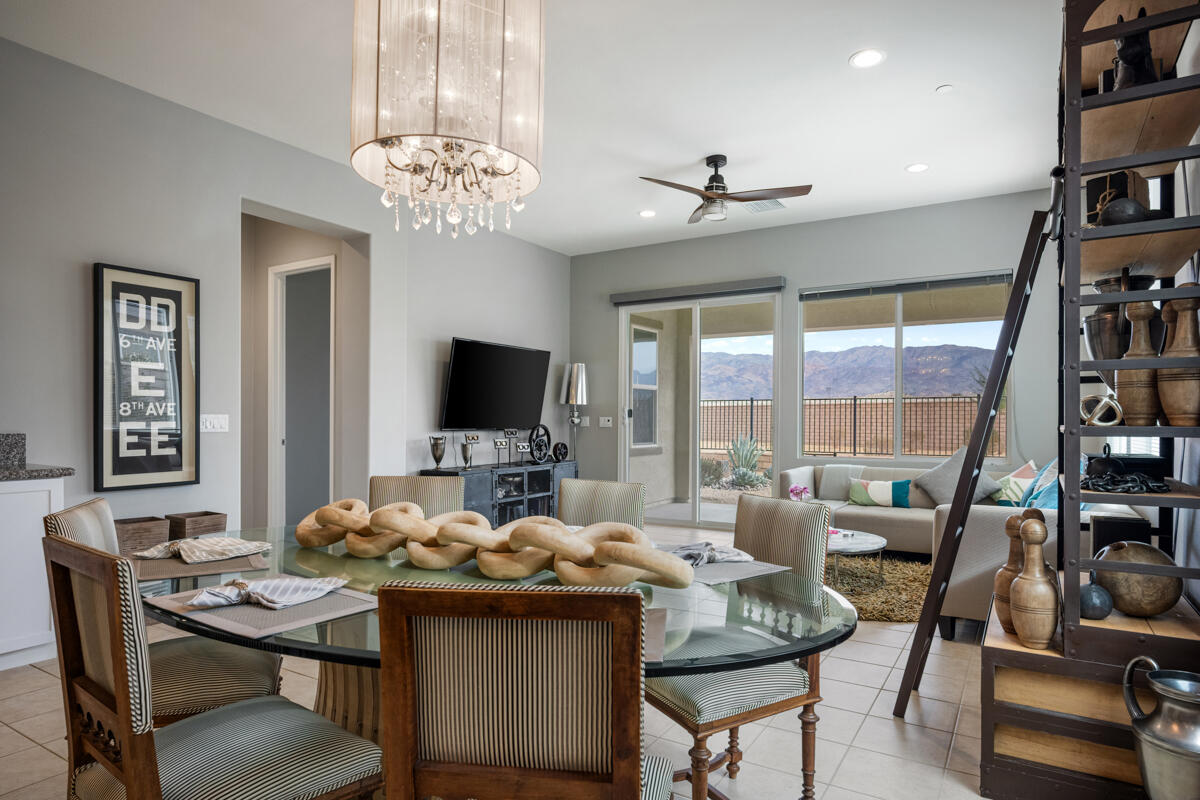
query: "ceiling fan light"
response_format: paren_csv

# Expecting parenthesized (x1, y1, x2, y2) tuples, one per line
(702, 199, 728, 221)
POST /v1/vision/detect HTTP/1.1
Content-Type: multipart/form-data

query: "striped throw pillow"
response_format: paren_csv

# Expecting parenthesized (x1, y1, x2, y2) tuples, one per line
(848, 479, 911, 508)
(991, 460, 1039, 506)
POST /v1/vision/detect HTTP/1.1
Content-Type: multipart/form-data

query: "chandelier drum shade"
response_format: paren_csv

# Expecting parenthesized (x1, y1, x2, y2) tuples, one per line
(351, 0, 544, 236)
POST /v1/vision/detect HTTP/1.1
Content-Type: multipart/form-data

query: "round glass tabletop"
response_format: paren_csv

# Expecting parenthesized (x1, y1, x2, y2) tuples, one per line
(143, 527, 858, 677)
(826, 530, 887, 555)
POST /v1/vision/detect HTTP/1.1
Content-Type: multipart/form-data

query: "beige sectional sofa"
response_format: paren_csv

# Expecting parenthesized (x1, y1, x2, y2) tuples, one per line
(778, 464, 1145, 627)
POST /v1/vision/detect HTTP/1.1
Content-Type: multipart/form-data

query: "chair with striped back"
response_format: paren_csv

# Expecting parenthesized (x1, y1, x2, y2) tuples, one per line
(645, 494, 832, 800)
(557, 478, 646, 528)
(43, 534, 383, 800)
(368, 475, 464, 514)
(43, 498, 282, 725)
(377, 581, 673, 800)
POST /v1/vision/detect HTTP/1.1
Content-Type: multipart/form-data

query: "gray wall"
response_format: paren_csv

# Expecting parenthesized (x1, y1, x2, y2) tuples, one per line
(284, 268, 331, 524)
(570, 190, 1058, 482)
(405, 229, 572, 471)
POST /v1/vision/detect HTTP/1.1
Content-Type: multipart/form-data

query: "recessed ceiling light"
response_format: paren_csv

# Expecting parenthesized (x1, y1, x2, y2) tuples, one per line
(639, 209, 656, 218)
(935, 83, 954, 95)
(905, 163, 929, 173)
(848, 49, 886, 69)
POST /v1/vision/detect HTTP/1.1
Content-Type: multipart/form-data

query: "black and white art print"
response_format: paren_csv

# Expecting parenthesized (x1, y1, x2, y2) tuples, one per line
(94, 263, 199, 490)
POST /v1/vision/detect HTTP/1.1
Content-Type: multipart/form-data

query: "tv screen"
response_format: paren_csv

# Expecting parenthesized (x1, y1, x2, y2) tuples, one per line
(440, 338, 551, 430)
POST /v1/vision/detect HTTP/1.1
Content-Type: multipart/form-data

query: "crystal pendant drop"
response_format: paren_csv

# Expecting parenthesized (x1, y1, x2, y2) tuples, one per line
(411, 207, 422, 230)
(407, 195, 414, 210)
(465, 215, 477, 235)
(380, 189, 394, 208)
(511, 194, 525, 212)
(446, 203, 462, 225)
(422, 201, 432, 225)
(488, 204, 494, 232)
(451, 223, 459, 239)
(435, 204, 442, 234)
(478, 204, 485, 225)
(505, 201, 512, 230)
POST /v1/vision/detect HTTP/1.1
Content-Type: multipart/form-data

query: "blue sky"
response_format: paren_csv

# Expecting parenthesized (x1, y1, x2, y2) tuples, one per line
(695, 321, 1001, 356)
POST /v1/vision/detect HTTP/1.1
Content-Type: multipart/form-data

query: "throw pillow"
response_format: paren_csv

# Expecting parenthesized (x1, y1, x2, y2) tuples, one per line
(781, 466, 815, 501)
(1021, 454, 1090, 510)
(991, 460, 1039, 506)
(817, 464, 865, 501)
(849, 479, 912, 508)
(912, 447, 1003, 505)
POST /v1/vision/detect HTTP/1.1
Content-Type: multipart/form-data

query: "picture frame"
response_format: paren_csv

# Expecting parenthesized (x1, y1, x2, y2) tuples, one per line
(93, 263, 200, 490)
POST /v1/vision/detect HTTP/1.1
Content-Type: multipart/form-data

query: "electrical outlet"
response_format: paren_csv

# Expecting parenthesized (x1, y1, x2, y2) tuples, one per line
(599, 416, 613, 428)
(580, 416, 590, 427)
(200, 414, 229, 433)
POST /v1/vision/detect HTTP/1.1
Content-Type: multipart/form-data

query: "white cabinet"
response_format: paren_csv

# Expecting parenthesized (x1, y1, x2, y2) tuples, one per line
(0, 478, 63, 669)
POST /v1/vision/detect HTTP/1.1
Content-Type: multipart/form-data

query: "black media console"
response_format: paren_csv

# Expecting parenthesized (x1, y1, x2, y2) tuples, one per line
(418, 460, 578, 527)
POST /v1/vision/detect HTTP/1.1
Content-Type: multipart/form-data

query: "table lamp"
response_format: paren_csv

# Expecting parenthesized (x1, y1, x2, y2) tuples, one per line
(559, 362, 588, 459)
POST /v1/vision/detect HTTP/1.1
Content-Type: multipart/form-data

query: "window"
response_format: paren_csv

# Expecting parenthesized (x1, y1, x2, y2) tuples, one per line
(631, 326, 658, 446)
(801, 274, 1011, 460)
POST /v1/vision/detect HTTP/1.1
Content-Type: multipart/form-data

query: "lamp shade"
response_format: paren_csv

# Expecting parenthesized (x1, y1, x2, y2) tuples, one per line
(559, 363, 588, 406)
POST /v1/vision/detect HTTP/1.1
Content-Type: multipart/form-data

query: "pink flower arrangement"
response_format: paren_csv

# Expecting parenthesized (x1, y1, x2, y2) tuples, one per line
(788, 484, 812, 502)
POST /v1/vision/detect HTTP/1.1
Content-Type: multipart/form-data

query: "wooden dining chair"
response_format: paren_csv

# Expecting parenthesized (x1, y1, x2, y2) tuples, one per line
(644, 494, 832, 800)
(43, 498, 282, 725)
(43, 534, 383, 800)
(369, 475, 464, 513)
(377, 581, 673, 800)
(557, 477, 646, 528)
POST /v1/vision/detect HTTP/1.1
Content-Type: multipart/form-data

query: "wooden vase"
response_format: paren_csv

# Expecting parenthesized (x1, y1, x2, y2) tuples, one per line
(1117, 300, 1160, 426)
(1009, 518, 1059, 650)
(994, 515, 1025, 635)
(1158, 287, 1200, 426)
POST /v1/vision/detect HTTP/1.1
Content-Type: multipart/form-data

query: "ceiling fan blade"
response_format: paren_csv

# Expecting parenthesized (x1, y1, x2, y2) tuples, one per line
(723, 185, 813, 202)
(687, 204, 705, 224)
(640, 176, 718, 199)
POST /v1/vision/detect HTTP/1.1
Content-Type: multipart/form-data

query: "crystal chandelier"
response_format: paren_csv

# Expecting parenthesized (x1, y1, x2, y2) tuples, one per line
(351, 0, 544, 238)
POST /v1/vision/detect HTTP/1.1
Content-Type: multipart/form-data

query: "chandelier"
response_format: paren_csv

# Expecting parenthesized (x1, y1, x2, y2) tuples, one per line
(351, 0, 544, 237)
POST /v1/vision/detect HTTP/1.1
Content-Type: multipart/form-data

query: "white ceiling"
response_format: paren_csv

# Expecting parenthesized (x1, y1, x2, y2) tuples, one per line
(0, 0, 1062, 256)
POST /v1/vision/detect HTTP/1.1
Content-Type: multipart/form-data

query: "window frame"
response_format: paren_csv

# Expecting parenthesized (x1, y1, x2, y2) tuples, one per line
(798, 272, 1012, 464)
(630, 323, 660, 448)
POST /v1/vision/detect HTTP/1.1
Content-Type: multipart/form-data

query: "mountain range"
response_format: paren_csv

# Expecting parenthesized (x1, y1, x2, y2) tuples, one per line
(700, 345, 993, 399)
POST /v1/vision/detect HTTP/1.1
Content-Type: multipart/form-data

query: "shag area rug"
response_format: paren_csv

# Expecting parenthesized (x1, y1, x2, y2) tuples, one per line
(826, 555, 932, 623)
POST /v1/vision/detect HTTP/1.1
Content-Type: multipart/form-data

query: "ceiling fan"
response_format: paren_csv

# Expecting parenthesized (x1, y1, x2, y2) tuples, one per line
(640, 154, 812, 224)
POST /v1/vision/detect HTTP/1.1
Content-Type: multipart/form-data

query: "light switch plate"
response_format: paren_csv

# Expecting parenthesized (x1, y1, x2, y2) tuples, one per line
(200, 414, 229, 433)
(599, 416, 613, 428)
(579, 416, 590, 427)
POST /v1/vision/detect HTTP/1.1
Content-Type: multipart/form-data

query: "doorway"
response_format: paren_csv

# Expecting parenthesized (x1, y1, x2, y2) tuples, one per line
(619, 293, 778, 529)
(268, 257, 335, 526)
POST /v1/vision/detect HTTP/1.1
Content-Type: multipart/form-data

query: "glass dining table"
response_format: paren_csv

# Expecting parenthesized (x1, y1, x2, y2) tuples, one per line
(143, 527, 857, 742)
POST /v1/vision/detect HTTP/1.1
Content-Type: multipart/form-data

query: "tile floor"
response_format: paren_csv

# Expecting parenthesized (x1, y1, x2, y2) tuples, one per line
(0, 524, 984, 799)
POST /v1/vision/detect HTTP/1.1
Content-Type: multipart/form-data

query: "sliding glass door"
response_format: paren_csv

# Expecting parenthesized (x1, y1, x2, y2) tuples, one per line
(621, 294, 778, 529)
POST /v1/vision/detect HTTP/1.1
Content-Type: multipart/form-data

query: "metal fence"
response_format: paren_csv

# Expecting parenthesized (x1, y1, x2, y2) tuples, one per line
(698, 395, 1005, 459)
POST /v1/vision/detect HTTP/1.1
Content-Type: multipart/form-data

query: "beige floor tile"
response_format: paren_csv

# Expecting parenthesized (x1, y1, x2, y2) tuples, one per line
(0, 687, 62, 725)
(882, 668, 904, 693)
(852, 715, 952, 768)
(30, 660, 59, 679)
(823, 657, 892, 688)
(281, 655, 321, 679)
(886, 623, 916, 633)
(961, 677, 982, 708)
(643, 704, 676, 739)
(280, 672, 318, 710)
(871, 690, 960, 733)
(920, 653, 972, 680)
(926, 638, 981, 659)
(0, 773, 67, 800)
(709, 763, 825, 799)
(898, 672, 965, 704)
(0, 669, 57, 702)
(955, 705, 981, 739)
(820, 679, 880, 714)
(831, 746, 945, 800)
(646, 736, 692, 772)
(946, 734, 981, 776)
(10, 711, 65, 745)
(0, 727, 32, 760)
(824, 786, 883, 800)
(833, 641, 902, 668)
(850, 625, 912, 649)
(40, 738, 68, 759)
(0, 745, 64, 795)
(743, 725, 847, 779)
(939, 768, 983, 799)
(769, 704, 865, 746)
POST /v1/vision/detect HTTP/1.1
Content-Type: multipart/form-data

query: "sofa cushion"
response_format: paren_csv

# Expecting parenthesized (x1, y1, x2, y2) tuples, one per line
(913, 447, 1002, 505)
(848, 479, 912, 508)
(817, 465, 865, 501)
(831, 505, 936, 553)
(780, 466, 816, 500)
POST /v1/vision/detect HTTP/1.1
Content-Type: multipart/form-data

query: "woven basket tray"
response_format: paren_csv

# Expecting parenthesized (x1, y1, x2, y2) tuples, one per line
(166, 511, 227, 539)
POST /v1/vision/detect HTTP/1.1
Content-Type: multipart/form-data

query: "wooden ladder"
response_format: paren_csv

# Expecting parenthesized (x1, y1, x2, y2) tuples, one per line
(893, 169, 1064, 717)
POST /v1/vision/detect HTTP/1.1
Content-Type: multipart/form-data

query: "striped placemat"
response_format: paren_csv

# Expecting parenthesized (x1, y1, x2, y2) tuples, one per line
(146, 583, 377, 639)
(691, 560, 790, 586)
(133, 553, 268, 581)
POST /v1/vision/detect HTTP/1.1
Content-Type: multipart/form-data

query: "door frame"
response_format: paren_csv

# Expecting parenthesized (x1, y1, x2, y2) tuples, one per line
(617, 291, 780, 529)
(266, 255, 336, 527)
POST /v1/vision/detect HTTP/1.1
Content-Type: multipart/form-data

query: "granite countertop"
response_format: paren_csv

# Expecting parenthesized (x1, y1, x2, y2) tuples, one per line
(0, 464, 76, 481)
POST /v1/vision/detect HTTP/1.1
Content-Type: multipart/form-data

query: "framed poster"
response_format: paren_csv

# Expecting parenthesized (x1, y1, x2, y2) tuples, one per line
(94, 263, 199, 490)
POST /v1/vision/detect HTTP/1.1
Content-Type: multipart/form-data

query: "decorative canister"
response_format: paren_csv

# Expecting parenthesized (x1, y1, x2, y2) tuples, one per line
(1116, 301, 1161, 426)
(1158, 288, 1200, 426)
(1124, 656, 1200, 800)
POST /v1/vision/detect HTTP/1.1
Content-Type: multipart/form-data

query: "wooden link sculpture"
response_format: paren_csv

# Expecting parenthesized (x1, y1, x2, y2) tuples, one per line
(294, 500, 694, 587)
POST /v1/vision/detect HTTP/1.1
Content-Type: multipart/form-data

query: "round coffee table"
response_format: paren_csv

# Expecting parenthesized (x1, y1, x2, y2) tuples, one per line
(827, 529, 887, 588)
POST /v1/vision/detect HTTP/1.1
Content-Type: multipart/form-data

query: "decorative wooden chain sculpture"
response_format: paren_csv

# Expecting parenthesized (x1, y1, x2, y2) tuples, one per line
(295, 500, 694, 588)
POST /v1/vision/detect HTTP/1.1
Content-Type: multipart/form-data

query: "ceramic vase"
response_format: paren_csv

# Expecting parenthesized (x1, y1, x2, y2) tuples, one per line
(1009, 518, 1059, 650)
(1158, 287, 1200, 426)
(1117, 301, 1161, 426)
(994, 515, 1026, 635)
(1084, 274, 1165, 390)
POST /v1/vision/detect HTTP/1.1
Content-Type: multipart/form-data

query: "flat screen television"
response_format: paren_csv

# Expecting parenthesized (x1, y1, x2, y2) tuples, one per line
(440, 338, 551, 430)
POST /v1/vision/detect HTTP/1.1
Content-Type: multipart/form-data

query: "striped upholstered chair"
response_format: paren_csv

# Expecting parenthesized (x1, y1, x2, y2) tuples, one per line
(377, 581, 673, 800)
(369, 474, 464, 514)
(43, 498, 282, 725)
(43, 534, 383, 800)
(645, 494, 831, 799)
(557, 477, 646, 528)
